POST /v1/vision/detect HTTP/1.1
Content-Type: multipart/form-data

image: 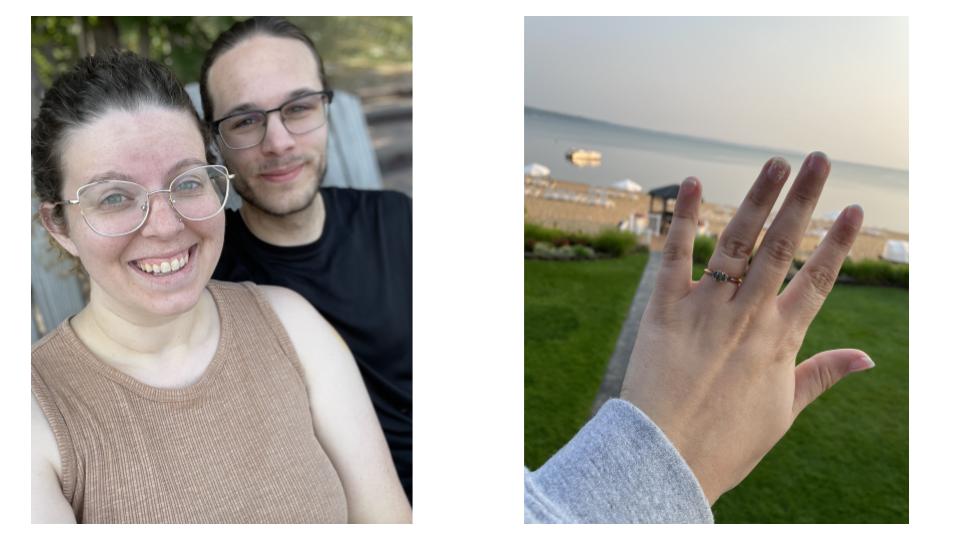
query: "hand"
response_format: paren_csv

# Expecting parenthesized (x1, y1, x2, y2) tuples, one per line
(620, 152, 872, 505)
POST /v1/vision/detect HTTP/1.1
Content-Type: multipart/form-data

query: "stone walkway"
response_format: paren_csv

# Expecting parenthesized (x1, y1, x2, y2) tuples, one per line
(590, 250, 662, 416)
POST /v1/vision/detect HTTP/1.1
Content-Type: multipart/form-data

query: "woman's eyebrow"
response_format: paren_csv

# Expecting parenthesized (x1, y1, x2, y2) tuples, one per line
(82, 158, 207, 185)
(85, 171, 136, 184)
(165, 158, 208, 178)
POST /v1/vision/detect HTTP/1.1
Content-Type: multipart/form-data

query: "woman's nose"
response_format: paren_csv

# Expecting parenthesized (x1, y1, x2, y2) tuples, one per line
(139, 193, 184, 237)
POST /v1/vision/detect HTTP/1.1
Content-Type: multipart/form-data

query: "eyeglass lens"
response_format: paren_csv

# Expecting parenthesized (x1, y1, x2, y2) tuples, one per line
(77, 166, 229, 236)
(219, 93, 328, 149)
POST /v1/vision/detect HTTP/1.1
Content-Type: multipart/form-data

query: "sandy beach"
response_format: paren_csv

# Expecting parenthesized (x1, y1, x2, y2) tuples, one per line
(525, 175, 908, 262)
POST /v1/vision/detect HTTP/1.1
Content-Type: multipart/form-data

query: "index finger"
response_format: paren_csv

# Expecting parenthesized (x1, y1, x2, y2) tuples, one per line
(652, 177, 701, 303)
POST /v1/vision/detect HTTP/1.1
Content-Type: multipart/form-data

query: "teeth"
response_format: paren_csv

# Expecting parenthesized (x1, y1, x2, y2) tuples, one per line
(136, 252, 189, 276)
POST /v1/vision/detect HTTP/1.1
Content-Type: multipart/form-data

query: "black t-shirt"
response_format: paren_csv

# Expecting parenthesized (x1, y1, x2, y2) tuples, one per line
(213, 188, 412, 501)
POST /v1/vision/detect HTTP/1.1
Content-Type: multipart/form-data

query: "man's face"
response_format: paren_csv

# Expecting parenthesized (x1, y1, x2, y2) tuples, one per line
(207, 35, 328, 217)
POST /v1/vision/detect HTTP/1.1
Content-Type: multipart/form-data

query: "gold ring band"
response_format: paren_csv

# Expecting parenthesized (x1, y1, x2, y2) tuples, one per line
(704, 268, 743, 285)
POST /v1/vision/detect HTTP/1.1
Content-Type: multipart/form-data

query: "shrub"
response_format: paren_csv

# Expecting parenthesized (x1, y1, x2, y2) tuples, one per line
(525, 222, 645, 259)
(525, 223, 557, 244)
(555, 245, 576, 259)
(692, 235, 716, 265)
(839, 259, 908, 288)
(592, 229, 637, 257)
(533, 241, 556, 258)
(572, 245, 596, 259)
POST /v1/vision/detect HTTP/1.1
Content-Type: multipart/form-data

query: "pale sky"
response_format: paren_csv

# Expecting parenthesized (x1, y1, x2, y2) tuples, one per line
(525, 16, 908, 170)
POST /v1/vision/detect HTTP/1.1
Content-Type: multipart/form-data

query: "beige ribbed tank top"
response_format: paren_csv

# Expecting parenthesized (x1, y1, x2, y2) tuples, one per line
(31, 280, 348, 523)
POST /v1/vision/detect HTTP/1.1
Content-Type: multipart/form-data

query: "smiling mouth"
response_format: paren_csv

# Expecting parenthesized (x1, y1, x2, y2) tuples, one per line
(129, 245, 196, 277)
(260, 163, 304, 183)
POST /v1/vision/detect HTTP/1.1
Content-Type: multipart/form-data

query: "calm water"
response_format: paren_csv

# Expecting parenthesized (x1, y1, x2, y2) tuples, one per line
(525, 107, 909, 234)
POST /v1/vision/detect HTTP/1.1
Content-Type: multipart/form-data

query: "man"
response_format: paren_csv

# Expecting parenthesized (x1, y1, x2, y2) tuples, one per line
(199, 17, 412, 502)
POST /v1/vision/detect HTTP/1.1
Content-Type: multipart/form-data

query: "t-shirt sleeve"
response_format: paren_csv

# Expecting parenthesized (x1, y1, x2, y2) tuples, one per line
(523, 399, 714, 524)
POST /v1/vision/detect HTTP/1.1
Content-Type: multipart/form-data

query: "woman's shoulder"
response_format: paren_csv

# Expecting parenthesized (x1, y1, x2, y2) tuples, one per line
(256, 285, 335, 341)
(255, 285, 351, 370)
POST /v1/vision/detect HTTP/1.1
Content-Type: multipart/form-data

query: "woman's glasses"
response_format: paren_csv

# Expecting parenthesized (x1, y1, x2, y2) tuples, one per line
(56, 165, 232, 237)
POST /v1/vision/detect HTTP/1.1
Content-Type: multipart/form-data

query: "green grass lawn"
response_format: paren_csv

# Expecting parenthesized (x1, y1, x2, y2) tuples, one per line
(525, 258, 908, 523)
(524, 252, 649, 469)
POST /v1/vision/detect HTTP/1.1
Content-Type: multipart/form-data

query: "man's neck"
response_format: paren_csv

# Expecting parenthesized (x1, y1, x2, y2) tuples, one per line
(240, 192, 326, 247)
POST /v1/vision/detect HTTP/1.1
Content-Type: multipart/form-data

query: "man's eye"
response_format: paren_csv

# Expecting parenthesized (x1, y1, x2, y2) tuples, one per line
(228, 115, 260, 130)
(284, 101, 318, 116)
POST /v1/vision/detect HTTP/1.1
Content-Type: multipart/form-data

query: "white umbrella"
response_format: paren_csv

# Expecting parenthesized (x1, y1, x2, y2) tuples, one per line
(524, 163, 551, 177)
(612, 178, 643, 192)
(882, 240, 909, 263)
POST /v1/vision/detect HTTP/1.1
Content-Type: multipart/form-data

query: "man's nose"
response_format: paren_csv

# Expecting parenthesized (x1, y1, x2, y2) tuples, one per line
(139, 193, 183, 238)
(260, 111, 296, 155)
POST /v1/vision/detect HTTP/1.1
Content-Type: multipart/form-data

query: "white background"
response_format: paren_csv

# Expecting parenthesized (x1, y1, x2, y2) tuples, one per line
(6, 1, 957, 537)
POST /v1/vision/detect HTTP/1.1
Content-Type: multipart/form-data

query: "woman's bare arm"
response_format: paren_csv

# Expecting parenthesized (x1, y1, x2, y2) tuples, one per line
(31, 395, 76, 523)
(262, 285, 412, 523)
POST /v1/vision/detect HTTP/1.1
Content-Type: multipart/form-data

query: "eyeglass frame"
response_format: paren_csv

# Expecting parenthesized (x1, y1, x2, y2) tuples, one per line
(210, 89, 335, 150)
(54, 164, 234, 238)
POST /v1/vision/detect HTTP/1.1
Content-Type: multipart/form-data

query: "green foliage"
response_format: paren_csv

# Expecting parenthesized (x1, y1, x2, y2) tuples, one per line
(31, 16, 412, 91)
(592, 229, 637, 257)
(839, 259, 909, 288)
(525, 222, 641, 258)
(530, 242, 596, 261)
(692, 235, 716, 265)
(572, 245, 596, 259)
(524, 222, 566, 245)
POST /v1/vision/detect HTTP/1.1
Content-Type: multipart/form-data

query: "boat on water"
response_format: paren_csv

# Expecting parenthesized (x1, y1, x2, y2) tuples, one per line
(566, 148, 602, 167)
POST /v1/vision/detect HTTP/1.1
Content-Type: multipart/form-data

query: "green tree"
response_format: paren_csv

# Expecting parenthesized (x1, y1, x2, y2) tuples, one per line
(32, 16, 412, 91)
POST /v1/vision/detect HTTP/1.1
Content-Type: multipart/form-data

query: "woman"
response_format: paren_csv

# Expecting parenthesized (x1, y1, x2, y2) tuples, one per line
(31, 50, 411, 523)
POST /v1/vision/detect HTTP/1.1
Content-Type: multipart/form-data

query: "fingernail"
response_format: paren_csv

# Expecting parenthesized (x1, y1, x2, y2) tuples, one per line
(804, 151, 830, 176)
(682, 177, 698, 194)
(766, 157, 789, 183)
(848, 354, 875, 373)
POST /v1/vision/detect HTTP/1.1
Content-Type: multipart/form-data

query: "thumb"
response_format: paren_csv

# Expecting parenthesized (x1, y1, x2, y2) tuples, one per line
(793, 349, 874, 419)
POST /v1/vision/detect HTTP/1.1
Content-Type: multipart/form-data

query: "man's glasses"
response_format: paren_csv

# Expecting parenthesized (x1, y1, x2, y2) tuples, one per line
(55, 165, 233, 237)
(212, 90, 334, 150)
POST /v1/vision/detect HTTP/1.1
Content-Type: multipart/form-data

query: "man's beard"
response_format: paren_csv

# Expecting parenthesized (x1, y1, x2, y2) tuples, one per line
(233, 162, 326, 218)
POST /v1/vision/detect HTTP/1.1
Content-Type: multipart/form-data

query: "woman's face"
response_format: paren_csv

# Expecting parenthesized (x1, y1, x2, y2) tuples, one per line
(50, 106, 224, 321)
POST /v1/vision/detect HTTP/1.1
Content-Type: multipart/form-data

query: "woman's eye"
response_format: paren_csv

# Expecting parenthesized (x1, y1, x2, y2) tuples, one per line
(100, 193, 129, 206)
(174, 179, 203, 192)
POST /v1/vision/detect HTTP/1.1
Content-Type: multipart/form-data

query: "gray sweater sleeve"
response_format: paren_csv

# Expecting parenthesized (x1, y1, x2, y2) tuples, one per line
(524, 398, 714, 523)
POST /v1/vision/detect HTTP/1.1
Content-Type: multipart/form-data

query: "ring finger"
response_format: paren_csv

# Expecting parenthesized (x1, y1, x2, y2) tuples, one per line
(699, 157, 791, 301)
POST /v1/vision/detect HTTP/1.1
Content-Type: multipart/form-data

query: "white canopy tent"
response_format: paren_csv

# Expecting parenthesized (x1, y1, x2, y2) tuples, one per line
(882, 240, 909, 263)
(611, 178, 643, 192)
(524, 163, 551, 177)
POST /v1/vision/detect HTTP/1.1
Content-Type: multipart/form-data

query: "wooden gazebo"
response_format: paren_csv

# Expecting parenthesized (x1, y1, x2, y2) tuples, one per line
(647, 184, 680, 236)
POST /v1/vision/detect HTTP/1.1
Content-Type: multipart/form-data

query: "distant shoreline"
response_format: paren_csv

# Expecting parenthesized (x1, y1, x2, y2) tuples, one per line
(525, 105, 909, 175)
(525, 175, 907, 262)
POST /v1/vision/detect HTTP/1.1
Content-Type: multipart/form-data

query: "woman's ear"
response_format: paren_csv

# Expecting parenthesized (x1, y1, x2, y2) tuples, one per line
(39, 202, 79, 258)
